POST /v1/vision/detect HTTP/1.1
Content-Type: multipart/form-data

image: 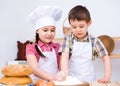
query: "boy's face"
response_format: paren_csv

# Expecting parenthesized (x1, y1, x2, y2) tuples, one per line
(70, 19, 91, 39)
(36, 26, 55, 44)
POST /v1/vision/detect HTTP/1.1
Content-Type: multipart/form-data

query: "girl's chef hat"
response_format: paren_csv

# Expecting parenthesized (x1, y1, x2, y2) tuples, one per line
(27, 6, 62, 30)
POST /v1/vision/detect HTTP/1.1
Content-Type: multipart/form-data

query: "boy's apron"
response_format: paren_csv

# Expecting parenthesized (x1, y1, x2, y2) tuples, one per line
(31, 47, 58, 83)
(69, 38, 96, 82)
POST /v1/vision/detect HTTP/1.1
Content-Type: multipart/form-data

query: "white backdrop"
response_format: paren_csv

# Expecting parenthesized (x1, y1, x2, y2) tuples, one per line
(0, 0, 120, 81)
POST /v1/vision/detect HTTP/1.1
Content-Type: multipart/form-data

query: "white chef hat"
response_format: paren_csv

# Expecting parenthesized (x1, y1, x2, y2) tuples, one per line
(27, 6, 62, 30)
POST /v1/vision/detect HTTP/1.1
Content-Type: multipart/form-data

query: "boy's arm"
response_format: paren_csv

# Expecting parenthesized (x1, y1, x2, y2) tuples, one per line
(60, 52, 69, 72)
(56, 52, 69, 81)
(95, 38, 111, 83)
(97, 55, 111, 83)
(56, 35, 71, 80)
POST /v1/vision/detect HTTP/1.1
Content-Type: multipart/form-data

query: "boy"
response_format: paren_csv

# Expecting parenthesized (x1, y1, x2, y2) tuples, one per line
(60, 5, 111, 83)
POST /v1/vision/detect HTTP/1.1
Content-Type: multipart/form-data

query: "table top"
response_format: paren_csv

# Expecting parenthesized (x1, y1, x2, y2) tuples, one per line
(0, 81, 119, 86)
(90, 81, 120, 86)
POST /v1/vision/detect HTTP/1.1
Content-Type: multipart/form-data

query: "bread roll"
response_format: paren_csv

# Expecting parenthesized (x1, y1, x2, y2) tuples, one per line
(1, 64, 33, 76)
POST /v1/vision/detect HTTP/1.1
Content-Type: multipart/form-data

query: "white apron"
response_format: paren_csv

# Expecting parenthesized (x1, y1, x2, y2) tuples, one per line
(31, 47, 58, 83)
(69, 39, 96, 82)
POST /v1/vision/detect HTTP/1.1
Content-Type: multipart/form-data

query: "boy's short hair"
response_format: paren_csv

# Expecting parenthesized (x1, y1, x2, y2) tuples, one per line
(68, 5, 91, 23)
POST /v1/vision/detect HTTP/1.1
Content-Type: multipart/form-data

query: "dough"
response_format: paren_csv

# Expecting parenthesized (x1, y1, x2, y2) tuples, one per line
(54, 76, 89, 86)
(0, 76, 32, 85)
(1, 64, 33, 76)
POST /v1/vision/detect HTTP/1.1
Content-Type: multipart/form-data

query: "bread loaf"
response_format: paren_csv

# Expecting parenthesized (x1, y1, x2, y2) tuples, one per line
(0, 76, 32, 85)
(1, 64, 33, 76)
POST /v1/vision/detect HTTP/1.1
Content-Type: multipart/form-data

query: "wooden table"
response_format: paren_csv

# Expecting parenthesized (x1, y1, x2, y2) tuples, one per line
(90, 81, 120, 86)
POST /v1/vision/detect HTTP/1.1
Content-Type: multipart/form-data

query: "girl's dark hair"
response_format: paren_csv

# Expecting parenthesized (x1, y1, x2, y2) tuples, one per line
(35, 33, 45, 57)
(68, 5, 91, 23)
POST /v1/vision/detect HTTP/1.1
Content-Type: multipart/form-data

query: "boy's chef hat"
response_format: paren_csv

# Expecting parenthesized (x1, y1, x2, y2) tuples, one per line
(27, 6, 62, 30)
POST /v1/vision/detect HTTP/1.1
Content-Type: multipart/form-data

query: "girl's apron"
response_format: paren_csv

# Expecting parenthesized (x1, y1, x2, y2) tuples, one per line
(31, 47, 58, 83)
(69, 38, 96, 82)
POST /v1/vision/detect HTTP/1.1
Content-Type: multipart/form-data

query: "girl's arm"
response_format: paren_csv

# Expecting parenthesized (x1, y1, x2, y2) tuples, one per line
(27, 55, 56, 81)
(97, 55, 111, 83)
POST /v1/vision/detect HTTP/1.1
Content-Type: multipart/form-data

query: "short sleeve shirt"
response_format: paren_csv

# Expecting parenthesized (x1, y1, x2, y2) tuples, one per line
(26, 41, 60, 62)
(59, 34, 108, 60)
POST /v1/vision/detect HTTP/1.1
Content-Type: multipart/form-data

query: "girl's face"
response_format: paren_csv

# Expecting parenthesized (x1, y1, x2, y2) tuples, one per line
(37, 26, 55, 44)
(70, 19, 91, 39)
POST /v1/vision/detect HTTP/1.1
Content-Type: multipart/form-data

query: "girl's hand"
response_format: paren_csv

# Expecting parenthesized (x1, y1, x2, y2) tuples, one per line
(97, 76, 111, 83)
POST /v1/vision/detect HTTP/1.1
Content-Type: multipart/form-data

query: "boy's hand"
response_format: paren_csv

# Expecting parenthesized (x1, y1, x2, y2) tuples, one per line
(54, 71, 68, 81)
(97, 76, 111, 83)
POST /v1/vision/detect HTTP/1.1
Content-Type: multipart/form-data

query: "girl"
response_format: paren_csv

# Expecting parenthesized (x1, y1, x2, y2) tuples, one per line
(26, 6, 62, 83)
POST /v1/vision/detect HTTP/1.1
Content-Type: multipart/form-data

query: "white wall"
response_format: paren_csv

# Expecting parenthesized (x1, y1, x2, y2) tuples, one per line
(0, 0, 120, 81)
